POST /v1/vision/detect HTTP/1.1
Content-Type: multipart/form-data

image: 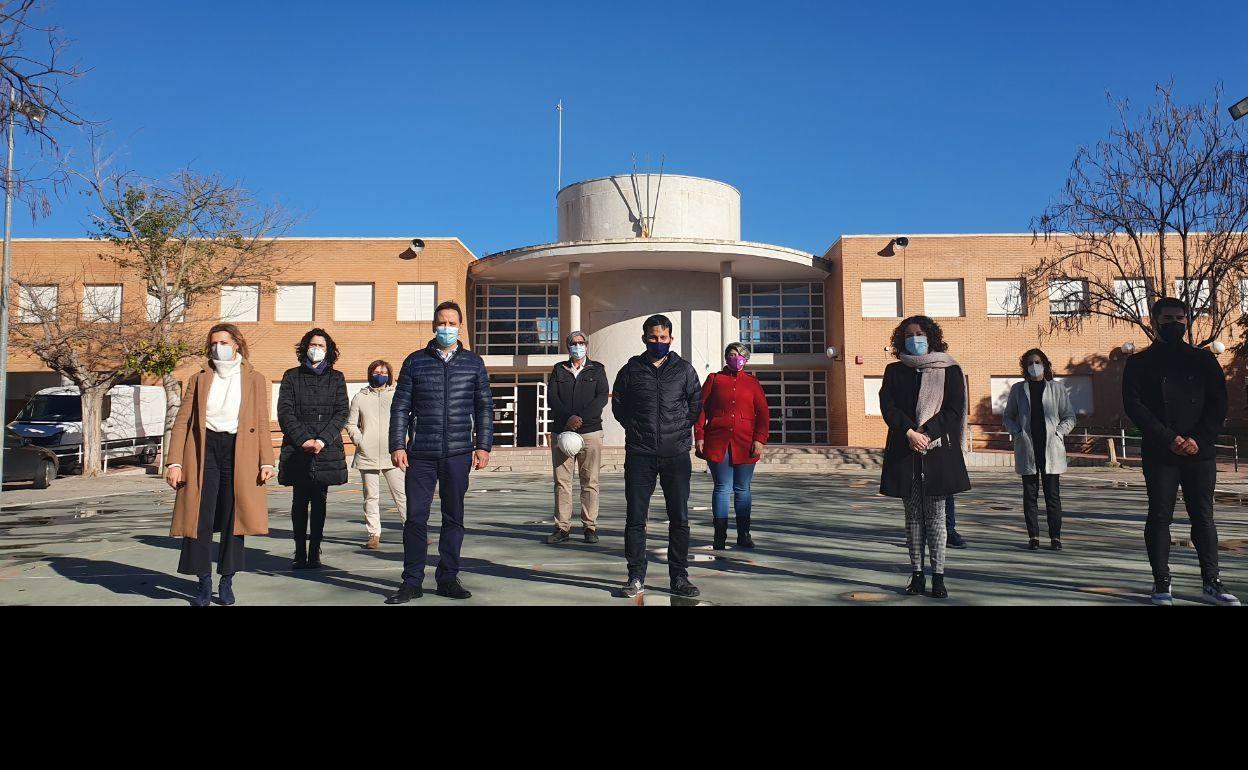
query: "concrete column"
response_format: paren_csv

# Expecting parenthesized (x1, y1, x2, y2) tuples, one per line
(720, 260, 736, 353)
(568, 262, 582, 341)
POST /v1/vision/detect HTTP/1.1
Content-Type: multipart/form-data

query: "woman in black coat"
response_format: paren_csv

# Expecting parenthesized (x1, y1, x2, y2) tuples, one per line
(278, 328, 349, 569)
(878, 315, 971, 599)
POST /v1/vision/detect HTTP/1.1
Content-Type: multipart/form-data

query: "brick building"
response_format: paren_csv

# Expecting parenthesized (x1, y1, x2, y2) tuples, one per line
(5, 178, 1246, 452)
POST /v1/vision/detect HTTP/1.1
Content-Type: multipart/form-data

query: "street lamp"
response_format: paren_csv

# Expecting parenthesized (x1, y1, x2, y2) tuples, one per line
(1230, 96, 1248, 121)
(0, 90, 47, 496)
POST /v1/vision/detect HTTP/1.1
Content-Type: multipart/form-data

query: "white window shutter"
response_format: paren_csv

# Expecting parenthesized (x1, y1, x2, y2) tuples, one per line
(397, 283, 437, 320)
(19, 284, 58, 322)
(1054, 376, 1094, 415)
(923, 280, 963, 317)
(334, 283, 374, 321)
(276, 284, 315, 322)
(860, 280, 900, 318)
(83, 285, 123, 322)
(863, 377, 883, 416)
(1114, 279, 1148, 318)
(986, 280, 1023, 316)
(220, 285, 260, 322)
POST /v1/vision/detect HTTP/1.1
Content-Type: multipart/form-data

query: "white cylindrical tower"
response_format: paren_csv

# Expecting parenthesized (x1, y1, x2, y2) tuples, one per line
(556, 174, 741, 242)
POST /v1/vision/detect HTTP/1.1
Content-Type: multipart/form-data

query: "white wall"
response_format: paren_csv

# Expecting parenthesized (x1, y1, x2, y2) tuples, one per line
(557, 175, 741, 242)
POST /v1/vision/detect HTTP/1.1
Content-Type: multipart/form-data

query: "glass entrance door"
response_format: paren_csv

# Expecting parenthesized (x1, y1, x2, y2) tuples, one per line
(488, 374, 551, 448)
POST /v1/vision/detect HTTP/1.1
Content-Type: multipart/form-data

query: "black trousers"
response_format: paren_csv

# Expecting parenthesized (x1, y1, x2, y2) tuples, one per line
(401, 452, 473, 587)
(292, 477, 329, 558)
(1022, 473, 1062, 540)
(624, 452, 691, 583)
(178, 430, 244, 576)
(1142, 458, 1220, 584)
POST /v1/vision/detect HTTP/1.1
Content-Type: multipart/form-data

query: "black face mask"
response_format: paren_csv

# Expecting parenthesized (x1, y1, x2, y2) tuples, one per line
(1157, 322, 1187, 344)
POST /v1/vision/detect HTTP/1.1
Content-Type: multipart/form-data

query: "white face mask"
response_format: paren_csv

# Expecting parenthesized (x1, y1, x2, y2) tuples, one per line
(307, 347, 326, 363)
(212, 343, 236, 362)
(1027, 363, 1045, 380)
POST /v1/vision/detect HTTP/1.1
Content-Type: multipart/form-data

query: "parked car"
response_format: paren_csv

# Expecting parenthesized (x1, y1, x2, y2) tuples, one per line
(8, 385, 165, 473)
(3, 429, 58, 488)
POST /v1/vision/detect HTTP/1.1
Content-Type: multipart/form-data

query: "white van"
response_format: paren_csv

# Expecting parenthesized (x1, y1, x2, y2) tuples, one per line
(8, 385, 166, 471)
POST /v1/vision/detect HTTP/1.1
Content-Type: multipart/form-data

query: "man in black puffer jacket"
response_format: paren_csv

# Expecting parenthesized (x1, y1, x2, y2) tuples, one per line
(384, 301, 494, 603)
(611, 314, 703, 599)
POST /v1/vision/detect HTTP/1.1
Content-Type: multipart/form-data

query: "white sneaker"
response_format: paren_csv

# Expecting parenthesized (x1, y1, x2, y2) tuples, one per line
(1202, 580, 1241, 606)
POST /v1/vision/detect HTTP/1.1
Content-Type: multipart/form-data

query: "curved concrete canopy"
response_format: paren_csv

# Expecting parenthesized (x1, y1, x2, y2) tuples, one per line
(472, 238, 831, 282)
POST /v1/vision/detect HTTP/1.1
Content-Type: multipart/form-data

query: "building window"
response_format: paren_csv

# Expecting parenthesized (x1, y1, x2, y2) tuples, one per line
(737, 282, 825, 354)
(1048, 279, 1088, 317)
(756, 371, 829, 444)
(863, 376, 883, 416)
(18, 284, 58, 323)
(397, 283, 437, 321)
(488, 373, 552, 447)
(986, 279, 1024, 317)
(990, 375, 1094, 416)
(1240, 278, 1248, 314)
(83, 284, 123, 323)
(860, 280, 901, 318)
(276, 283, 315, 322)
(1114, 278, 1149, 319)
(146, 285, 186, 324)
(1175, 279, 1211, 316)
(923, 279, 964, 318)
(335, 283, 374, 322)
(220, 284, 260, 323)
(474, 283, 560, 355)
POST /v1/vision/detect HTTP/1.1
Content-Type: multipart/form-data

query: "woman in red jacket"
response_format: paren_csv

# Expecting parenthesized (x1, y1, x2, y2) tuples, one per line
(695, 342, 770, 550)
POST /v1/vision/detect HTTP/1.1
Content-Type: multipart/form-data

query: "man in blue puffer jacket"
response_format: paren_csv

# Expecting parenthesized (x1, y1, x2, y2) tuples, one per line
(384, 300, 494, 603)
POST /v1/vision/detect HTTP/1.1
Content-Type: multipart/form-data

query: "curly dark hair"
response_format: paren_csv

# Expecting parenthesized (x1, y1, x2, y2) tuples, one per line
(890, 315, 948, 358)
(1019, 348, 1054, 381)
(296, 327, 340, 367)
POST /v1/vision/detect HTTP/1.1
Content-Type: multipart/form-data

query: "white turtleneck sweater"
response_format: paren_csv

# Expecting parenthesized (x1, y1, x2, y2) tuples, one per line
(205, 356, 244, 433)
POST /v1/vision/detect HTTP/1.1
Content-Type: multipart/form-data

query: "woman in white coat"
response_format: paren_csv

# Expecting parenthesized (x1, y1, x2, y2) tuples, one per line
(346, 359, 407, 550)
(1003, 349, 1077, 551)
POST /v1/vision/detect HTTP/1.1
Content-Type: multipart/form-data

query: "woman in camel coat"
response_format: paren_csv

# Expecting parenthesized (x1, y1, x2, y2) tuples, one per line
(167, 323, 275, 605)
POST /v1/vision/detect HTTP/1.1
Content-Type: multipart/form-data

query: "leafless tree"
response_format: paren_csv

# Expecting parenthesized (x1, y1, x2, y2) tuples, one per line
(76, 140, 302, 468)
(1027, 83, 1248, 348)
(8, 268, 174, 476)
(1, 0, 87, 218)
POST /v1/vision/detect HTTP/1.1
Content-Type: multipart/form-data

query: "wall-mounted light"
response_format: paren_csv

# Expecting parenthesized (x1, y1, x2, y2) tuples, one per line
(1122, 342, 1135, 354)
(825, 346, 839, 359)
(402, 238, 425, 259)
(1211, 340, 1227, 354)
(1230, 96, 1248, 121)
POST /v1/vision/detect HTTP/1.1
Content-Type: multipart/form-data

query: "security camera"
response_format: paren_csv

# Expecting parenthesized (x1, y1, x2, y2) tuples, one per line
(894, 237, 909, 248)
(402, 238, 425, 259)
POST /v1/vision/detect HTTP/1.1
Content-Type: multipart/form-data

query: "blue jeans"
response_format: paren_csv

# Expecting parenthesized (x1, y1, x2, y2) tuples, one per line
(709, 447, 756, 520)
(945, 495, 957, 531)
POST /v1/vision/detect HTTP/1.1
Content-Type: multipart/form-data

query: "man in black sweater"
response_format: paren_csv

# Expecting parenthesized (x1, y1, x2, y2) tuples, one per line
(611, 314, 703, 599)
(1122, 297, 1239, 606)
(545, 330, 609, 544)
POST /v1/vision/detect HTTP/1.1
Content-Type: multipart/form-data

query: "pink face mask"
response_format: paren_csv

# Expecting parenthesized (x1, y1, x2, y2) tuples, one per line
(726, 355, 747, 372)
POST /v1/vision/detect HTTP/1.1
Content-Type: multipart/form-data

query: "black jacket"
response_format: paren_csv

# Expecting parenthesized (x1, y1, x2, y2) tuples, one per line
(1122, 340, 1227, 464)
(611, 351, 702, 457)
(389, 339, 494, 460)
(547, 358, 609, 434)
(277, 363, 350, 487)
(878, 361, 971, 499)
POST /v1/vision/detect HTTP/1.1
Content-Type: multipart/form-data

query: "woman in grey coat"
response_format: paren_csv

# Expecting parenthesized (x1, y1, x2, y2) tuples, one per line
(1002, 348, 1077, 551)
(346, 359, 407, 550)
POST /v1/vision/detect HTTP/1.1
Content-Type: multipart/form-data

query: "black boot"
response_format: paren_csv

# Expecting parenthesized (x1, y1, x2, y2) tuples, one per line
(931, 574, 948, 599)
(218, 575, 236, 606)
(191, 575, 212, 607)
(308, 540, 322, 569)
(906, 571, 925, 595)
(712, 518, 728, 550)
(293, 540, 309, 569)
(735, 514, 755, 549)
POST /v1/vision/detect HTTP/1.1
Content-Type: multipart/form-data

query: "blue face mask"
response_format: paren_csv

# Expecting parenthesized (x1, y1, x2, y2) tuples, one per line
(370, 374, 390, 387)
(436, 326, 459, 348)
(904, 335, 929, 356)
(645, 341, 671, 359)
(569, 344, 587, 360)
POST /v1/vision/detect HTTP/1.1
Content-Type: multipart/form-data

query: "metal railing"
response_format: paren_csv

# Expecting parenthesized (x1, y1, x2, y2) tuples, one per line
(970, 425, 1242, 471)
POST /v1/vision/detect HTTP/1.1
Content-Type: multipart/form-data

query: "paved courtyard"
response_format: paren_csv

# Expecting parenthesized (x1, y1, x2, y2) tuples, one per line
(1, 466, 1245, 606)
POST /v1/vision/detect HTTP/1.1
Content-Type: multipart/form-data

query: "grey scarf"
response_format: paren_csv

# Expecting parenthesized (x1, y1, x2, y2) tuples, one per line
(898, 351, 967, 452)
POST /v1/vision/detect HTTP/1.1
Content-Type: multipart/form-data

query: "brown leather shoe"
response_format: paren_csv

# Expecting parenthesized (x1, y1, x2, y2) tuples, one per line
(365, 535, 381, 550)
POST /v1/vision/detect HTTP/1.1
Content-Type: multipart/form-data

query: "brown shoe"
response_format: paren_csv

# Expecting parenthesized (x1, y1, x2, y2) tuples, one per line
(365, 535, 381, 550)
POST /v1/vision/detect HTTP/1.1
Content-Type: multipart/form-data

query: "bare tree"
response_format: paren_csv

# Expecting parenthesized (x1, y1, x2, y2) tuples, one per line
(1027, 83, 1248, 347)
(76, 145, 301, 468)
(1, 0, 86, 218)
(8, 269, 169, 476)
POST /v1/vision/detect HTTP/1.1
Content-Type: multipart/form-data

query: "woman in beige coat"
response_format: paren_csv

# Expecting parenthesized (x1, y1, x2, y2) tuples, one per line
(346, 359, 406, 550)
(167, 323, 276, 606)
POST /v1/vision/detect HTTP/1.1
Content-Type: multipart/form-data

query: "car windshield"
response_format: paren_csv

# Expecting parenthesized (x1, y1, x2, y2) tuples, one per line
(16, 395, 82, 422)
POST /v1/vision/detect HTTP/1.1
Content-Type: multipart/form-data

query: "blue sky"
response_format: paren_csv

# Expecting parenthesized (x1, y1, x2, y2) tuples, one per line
(16, 0, 1248, 257)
